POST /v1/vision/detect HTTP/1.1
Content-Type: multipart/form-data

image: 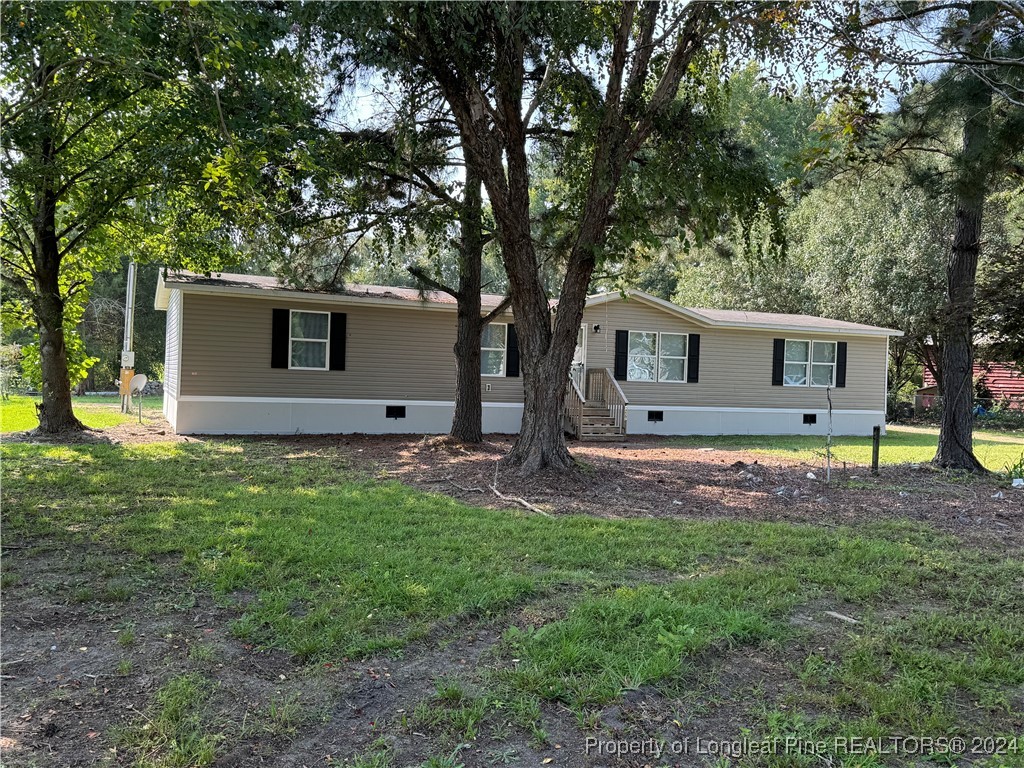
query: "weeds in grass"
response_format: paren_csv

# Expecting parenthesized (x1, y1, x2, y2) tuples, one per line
(114, 673, 220, 767)
(117, 625, 136, 648)
(1, 571, 20, 589)
(412, 686, 487, 746)
(101, 584, 134, 602)
(484, 746, 519, 765)
(187, 643, 217, 664)
(420, 745, 469, 768)
(434, 677, 469, 703)
(263, 692, 306, 736)
(117, 659, 134, 675)
(339, 738, 393, 767)
(1003, 451, 1024, 480)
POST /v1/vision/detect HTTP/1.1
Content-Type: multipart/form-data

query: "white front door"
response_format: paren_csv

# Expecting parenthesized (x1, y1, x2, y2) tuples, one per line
(573, 324, 587, 367)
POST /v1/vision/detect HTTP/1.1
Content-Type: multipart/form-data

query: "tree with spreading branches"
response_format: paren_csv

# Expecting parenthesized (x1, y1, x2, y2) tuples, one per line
(310, 2, 787, 471)
(0, 1, 311, 432)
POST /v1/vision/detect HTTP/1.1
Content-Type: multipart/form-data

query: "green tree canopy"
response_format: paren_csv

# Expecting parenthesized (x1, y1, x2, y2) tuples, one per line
(0, 1, 313, 431)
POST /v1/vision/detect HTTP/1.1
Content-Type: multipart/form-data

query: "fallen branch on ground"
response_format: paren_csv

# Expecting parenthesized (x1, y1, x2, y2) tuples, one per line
(448, 478, 484, 493)
(422, 475, 484, 492)
(492, 461, 550, 516)
(489, 484, 550, 515)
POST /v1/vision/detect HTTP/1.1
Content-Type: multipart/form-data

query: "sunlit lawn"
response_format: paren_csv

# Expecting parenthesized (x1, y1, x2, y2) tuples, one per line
(668, 425, 1023, 472)
(2, 438, 1022, 764)
(0, 394, 163, 432)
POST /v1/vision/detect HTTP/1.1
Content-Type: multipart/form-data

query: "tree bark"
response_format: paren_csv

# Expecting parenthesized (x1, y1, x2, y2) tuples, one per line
(933, 3, 991, 473)
(934, 198, 986, 471)
(32, 93, 84, 434)
(450, 173, 485, 443)
(33, 194, 84, 434)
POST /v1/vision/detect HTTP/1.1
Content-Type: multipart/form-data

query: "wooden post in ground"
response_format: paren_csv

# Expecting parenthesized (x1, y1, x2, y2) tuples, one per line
(871, 426, 881, 476)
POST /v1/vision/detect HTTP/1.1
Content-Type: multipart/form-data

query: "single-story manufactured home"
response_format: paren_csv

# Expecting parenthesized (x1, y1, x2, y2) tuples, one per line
(155, 271, 902, 438)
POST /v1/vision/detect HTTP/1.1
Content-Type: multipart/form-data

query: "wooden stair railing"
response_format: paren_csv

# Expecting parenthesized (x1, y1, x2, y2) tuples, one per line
(600, 367, 628, 435)
(563, 375, 586, 439)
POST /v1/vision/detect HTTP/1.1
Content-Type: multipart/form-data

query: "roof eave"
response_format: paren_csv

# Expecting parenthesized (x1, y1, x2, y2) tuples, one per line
(585, 289, 903, 337)
(586, 289, 715, 327)
(160, 277, 499, 314)
(708, 319, 904, 338)
(154, 272, 170, 310)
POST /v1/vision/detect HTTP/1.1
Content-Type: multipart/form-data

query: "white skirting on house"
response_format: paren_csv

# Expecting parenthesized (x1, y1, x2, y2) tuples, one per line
(625, 405, 885, 437)
(165, 395, 524, 435)
(162, 395, 883, 437)
(163, 390, 179, 430)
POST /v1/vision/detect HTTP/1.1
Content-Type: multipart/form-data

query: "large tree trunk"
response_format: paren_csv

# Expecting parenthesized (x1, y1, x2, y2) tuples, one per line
(421, 4, 709, 472)
(33, 208, 84, 434)
(30, 63, 85, 434)
(934, 29, 990, 472)
(35, 290, 83, 434)
(934, 198, 985, 471)
(494, 142, 580, 472)
(450, 174, 485, 443)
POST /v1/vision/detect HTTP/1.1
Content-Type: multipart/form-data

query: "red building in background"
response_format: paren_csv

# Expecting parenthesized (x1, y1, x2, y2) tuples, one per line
(918, 358, 1024, 410)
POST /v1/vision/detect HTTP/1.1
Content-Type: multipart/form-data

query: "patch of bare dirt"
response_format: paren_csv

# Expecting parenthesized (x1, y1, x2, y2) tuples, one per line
(0, 540, 530, 767)
(3, 414, 187, 446)
(230, 434, 1024, 554)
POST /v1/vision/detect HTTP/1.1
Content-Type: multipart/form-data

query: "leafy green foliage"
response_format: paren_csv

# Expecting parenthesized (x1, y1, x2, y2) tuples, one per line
(0, 344, 25, 398)
(79, 261, 166, 389)
(724, 63, 828, 190)
(0, 1, 313, 424)
(977, 185, 1024, 366)
(20, 331, 97, 391)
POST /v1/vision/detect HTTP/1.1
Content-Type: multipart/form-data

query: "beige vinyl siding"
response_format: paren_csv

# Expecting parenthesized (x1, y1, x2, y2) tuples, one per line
(178, 293, 523, 403)
(164, 289, 182, 397)
(582, 299, 887, 411)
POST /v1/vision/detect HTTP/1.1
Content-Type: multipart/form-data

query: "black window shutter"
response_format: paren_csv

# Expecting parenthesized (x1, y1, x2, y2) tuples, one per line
(835, 341, 847, 388)
(771, 338, 785, 386)
(614, 330, 629, 381)
(271, 309, 289, 369)
(329, 313, 347, 371)
(686, 333, 701, 383)
(505, 324, 520, 377)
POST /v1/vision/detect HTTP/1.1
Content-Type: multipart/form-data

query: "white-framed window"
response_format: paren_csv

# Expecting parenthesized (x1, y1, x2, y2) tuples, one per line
(627, 331, 690, 383)
(627, 331, 657, 381)
(290, 310, 330, 370)
(481, 323, 507, 376)
(784, 339, 837, 387)
(658, 332, 687, 382)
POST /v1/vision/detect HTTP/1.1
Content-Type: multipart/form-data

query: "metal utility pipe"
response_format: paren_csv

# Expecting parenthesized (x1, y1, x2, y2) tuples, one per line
(121, 261, 137, 413)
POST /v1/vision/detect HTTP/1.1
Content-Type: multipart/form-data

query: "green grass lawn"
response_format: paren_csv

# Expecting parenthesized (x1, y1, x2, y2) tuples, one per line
(3, 439, 1021, 765)
(668, 425, 1024, 472)
(0, 394, 163, 432)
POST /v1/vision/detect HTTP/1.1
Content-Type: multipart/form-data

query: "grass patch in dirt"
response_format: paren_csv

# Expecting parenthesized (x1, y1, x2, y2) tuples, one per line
(0, 394, 163, 432)
(667, 425, 1023, 472)
(111, 673, 220, 766)
(3, 439, 1022, 765)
